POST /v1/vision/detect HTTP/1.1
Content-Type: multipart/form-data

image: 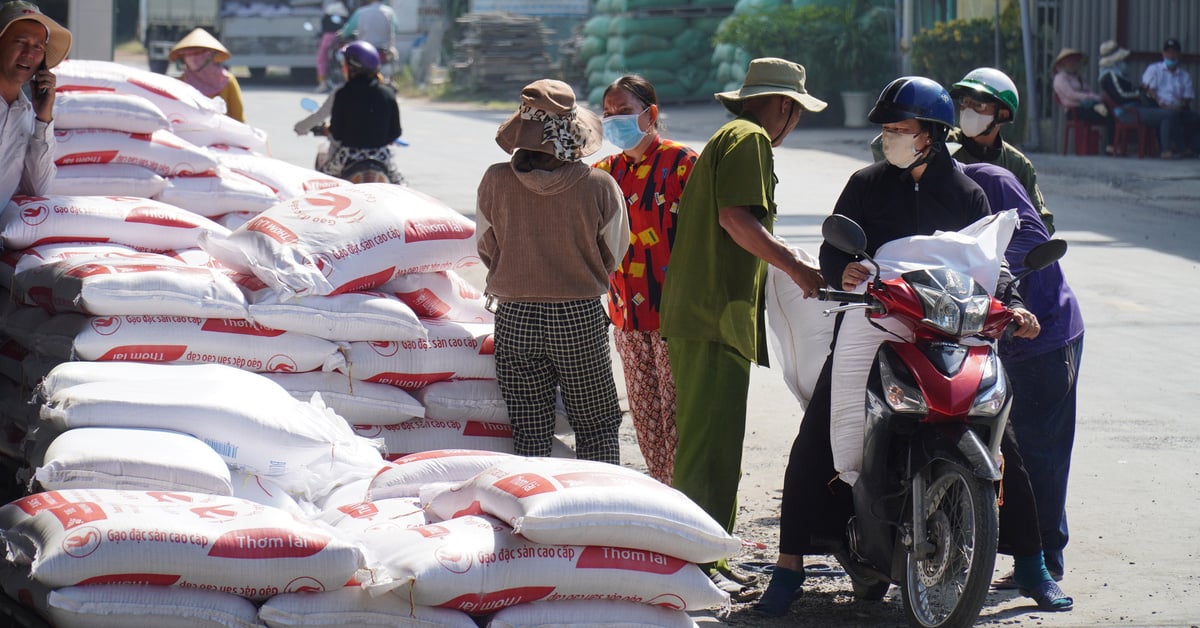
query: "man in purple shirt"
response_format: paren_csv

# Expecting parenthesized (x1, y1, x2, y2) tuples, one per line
(962, 163, 1085, 587)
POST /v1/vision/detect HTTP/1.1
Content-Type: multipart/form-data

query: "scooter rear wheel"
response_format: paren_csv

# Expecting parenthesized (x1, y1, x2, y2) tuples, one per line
(901, 459, 997, 628)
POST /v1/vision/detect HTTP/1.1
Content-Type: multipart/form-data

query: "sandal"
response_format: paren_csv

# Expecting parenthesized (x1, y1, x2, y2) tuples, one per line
(709, 571, 758, 603)
(1019, 579, 1074, 612)
(752, 566, 805, 617)
(993, 569, 1062, 590)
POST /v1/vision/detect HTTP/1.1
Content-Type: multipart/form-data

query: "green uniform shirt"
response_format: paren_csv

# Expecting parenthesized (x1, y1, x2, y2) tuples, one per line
(659, 114, 776, 366)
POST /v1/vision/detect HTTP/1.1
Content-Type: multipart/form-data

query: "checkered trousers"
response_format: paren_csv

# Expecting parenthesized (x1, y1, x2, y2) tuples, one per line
(494, 299, 623, 464)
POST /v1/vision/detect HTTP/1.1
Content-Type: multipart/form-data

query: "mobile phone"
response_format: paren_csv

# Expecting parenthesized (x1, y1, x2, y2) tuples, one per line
(36, 60, 47, 98)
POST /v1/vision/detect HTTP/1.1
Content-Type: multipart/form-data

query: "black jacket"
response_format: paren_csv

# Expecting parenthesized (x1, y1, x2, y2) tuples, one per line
(819, 148, 991, 289)
(330, 74, 402, 148)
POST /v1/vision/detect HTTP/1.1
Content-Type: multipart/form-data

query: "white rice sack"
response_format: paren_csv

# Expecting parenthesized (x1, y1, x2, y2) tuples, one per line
(261, 371, 425, 425)
(174, 114, 271, 154)
(36, 360, 278, 401)
(487, 600, 699, 628)
(34, 427, 234, 495)
(200, 184, 479, 299)
(353, 420, 516, 460)
(5, 492, 368, 599)
(0, 194, 230, 252)
(10, 242, 142, 277)
(367, 450, 521, 500)
(316, 496, 427, 534)
(214, 151, 346, 201)
(766, 246, 834, 410)
(0, 489, 253, 531)
(314, 478, 372, 513)
(156, 168, 280, 217)
(380, 270, 493, 323)
(72, 315, 345, 374)
(245, 280, 427, 342)
(46, 163, 168, 198)
(363, 515, 728, 612)
(411, 379, 508, 421)
(259, 587, 477, 628)
(38, 372, 383, 499)
(48, 584, 263, 628)
(13, 253, 249, 319)
(55, 128, 219, 177)
(340, 320, 495, 390)
(216, 211, 257, 230)
(53, 90, 171, 134)
(55, 60, 225, 123)
(230, 470, 308, 518)
(424, 458, 742, 565)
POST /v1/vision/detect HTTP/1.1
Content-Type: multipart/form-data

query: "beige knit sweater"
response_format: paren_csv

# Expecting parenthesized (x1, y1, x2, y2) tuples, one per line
(475, 150, 628, 303)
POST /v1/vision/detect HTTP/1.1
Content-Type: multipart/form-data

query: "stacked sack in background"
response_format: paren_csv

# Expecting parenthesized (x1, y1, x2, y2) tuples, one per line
(581, 0, 733, 105)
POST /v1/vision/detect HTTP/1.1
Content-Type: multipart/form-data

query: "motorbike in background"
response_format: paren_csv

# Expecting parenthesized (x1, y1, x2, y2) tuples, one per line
(814, 214, 1067, 628)
(299, 97, 407, 185)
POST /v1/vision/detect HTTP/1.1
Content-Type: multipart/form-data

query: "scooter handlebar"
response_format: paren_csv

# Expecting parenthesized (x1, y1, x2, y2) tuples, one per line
(818, 288, 872, 304)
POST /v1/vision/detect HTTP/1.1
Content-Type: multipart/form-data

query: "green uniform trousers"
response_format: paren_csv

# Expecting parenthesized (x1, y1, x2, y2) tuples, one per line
(668, 336, 751, 540)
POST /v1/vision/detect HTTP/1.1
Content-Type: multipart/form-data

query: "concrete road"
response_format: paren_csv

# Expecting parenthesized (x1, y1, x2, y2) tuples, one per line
(239, 81, 1200, 627)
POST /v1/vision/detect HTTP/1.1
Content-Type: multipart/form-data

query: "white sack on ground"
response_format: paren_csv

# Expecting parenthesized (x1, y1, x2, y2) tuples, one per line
(200, 184, 479, 299)
(13, 253, 249, 319)
(71, 315, 345, 374)
(243, 276, 427, 342)
(34, 427, 234, 495)
(174, 113, 270, 154)
(35, 360, 283, 402)
(316, 496, 427, 534)
(48, 584, 264, 628)
(259, 587, 477, 628)
(53, 90, 171, 134)
(361, 514, 729, 613)
(214, 151, 346, 201)
(156, 168, 280, 217)
(38, 372, 383, 499)
(46, 163, 168, 198)
(424, 458, 742, 565)
(487, 599, 700, 628)
(379, 270, 493, 323)
(410, 379, 509, 422)
(765, 246, 834, 411)
(0, 195, 229, 252)
(54, 128, 219, 177)
(4, 492, 368, 599)
(353, 420, 518, 460)
(340, 319, 495, 389)
(261, 371, 425, 425)
(367, 449, 521, 500)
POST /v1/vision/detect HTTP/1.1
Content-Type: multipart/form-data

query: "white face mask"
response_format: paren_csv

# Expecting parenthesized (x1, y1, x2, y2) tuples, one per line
(959, 108, 994, 138)
(881, 130, 922, 169)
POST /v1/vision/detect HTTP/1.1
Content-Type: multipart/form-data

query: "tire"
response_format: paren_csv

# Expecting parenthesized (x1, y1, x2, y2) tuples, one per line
(901, 459, 997, 628)
(249, 67, 267, 81)
(148, 58, 169, 75)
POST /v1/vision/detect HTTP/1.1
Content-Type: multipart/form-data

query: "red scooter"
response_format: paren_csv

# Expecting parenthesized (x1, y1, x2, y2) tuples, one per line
(815, 214, 1066, 628)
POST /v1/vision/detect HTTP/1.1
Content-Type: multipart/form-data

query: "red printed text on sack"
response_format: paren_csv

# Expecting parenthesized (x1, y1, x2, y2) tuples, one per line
(574, 545, 687, 575)
(207, 527, 331, 559)
(404, 218, 472, 243)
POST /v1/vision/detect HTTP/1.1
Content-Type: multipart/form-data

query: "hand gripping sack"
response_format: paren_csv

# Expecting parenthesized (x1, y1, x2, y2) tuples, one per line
(200, 184, 479, 300)
(424, 458, 742, 565)
(361, 515, 728, 613)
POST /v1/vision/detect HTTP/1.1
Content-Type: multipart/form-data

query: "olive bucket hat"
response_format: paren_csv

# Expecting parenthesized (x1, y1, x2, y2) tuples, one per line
(715, 57, 828, 115)
(0, 1, 71, 68)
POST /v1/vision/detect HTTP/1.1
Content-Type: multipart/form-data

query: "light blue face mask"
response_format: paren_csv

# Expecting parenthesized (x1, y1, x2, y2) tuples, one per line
(1164, 58, 1179, 69)
(602, 108, 649, 150)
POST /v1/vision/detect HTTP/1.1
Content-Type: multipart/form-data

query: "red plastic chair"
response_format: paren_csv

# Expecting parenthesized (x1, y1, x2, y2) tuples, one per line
(1105, 94, 1158, 158)
(1055, 93, 1102, 155)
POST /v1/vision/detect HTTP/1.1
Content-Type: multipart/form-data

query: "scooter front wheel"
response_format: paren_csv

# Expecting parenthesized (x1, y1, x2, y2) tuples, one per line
(902, 459, 997, 628)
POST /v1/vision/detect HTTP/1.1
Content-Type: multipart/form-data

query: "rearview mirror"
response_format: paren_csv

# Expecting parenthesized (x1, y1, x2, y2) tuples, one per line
(821, 214, 868, 256)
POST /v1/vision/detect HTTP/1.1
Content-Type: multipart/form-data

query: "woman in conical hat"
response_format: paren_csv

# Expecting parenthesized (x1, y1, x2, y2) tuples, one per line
(169, 27, 244, 122)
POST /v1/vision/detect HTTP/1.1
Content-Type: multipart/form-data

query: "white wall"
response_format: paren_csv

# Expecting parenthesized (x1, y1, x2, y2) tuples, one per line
(67, 0, 115, 61)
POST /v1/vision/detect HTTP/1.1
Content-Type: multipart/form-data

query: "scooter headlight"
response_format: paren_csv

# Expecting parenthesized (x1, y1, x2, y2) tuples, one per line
(970, 351, 1008, 416)
(906, 268, 992, 336)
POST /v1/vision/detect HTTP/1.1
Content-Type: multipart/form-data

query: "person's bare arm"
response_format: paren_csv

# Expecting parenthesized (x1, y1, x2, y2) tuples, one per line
(718, 205, 823, 297)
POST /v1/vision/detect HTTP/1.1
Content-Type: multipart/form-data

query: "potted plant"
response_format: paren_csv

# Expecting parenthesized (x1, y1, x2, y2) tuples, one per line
(829, 0, 896, 127)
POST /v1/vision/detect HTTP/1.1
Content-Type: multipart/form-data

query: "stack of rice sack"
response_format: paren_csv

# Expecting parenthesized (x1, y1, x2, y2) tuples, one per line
(200, 182, 575, 460)
(581, 1, 729, 104)
(51, 59, 347, 229)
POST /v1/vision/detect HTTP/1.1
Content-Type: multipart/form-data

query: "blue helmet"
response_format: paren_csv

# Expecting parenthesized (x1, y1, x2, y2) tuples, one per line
(339, 40, 380, 73)
(868, 76, 956, 133)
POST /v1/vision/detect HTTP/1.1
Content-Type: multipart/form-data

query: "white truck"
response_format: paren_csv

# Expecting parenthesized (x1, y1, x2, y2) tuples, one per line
(140, 0, 323, 80)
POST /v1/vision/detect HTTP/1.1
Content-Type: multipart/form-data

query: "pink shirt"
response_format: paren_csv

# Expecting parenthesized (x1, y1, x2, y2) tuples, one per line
(1053, 71, 1101, 107)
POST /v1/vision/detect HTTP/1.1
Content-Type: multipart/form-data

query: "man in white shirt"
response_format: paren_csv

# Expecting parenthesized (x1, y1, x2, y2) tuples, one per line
(0, 1, 70, 204)
(341, 0, 400, 75)
(1141, 38, 1199, 158)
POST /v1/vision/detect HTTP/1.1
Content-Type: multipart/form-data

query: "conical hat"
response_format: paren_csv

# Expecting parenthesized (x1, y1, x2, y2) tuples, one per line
(168, 28, 230, 63)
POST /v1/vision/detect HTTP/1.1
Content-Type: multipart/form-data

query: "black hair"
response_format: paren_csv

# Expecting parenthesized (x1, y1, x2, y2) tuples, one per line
(603, 74, 660, 130)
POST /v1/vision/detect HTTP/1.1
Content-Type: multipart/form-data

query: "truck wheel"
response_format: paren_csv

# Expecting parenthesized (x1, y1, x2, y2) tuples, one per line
(291, 67, 317, 84)
(149, 59, 168, 75)
(249, 67, 267, 81)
